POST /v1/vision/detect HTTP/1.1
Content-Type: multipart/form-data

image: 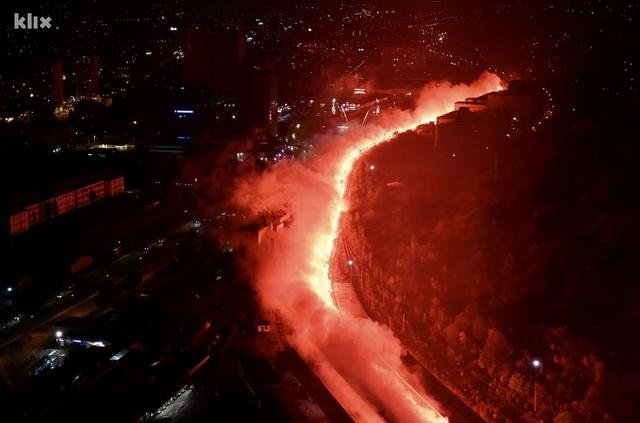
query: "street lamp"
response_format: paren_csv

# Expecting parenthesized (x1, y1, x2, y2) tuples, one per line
(532, 359, 541, 413)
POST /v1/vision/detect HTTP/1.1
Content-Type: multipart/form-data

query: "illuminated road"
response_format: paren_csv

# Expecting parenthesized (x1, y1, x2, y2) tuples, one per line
(315, 81, 502, 421)
(323, 130, 449, 422)
(330, 147, 487, 423)
(331, 277, 448, 421)
(238, 73, 502, 422)
(268, 124, 454, 422)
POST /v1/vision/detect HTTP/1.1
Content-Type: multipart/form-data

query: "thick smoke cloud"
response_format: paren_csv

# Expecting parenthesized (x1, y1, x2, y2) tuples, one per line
(231, 72, 501, 422)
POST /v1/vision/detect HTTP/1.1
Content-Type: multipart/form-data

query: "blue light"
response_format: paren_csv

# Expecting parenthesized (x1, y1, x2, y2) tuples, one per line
(174, 109, 194, 114)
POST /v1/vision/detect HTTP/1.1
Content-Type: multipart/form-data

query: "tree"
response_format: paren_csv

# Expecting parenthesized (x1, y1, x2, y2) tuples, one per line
(553, 409, 577, 423)
(472, 315, 488, 342)
(508, 371, 528, 399)
(479, 328, 512, 369)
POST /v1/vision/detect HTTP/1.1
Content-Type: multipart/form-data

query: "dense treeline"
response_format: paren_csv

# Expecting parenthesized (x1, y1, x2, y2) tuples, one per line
(344, 106, 639, 421)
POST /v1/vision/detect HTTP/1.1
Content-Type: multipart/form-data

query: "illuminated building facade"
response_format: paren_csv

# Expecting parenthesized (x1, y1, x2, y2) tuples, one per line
(8, 176, 124, 236)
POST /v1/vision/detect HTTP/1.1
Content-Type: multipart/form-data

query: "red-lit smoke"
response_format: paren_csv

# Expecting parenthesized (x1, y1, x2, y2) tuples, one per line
(232, 72, 502, 422)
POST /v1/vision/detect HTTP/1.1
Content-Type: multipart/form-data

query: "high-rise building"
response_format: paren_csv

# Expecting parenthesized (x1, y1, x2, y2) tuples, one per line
(73, 55, 101, 99)
(51, 58, 65, 107)
(183, 27, 246, 95)
(239, 67, 278, 137)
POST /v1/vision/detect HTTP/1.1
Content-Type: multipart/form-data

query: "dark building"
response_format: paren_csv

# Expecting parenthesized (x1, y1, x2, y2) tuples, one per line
(436, 81, 543, 147)
(239, 66, 278, 137)
(183, 27, 246, 96)
(435, 107, 486, 151)
(51, 58, 65, 108)
(73, 56, 101, 99)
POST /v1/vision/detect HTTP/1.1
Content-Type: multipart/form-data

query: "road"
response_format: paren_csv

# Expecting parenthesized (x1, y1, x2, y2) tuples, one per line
(330, 277, 449, 422)
(326, 133, 487, 423)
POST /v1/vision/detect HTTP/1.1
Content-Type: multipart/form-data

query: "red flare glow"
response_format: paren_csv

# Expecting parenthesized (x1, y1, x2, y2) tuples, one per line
(233, 72, 502, 422)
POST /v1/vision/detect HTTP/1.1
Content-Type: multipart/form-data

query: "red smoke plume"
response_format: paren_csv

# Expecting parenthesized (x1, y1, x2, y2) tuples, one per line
(232, 72, 502, 422)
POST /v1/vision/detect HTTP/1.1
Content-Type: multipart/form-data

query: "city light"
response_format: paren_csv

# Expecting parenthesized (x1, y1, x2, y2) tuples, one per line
(0, 2, 631, 422)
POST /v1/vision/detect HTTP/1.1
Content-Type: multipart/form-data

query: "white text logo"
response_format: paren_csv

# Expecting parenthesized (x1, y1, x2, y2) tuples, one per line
(14, 13, 52, 30)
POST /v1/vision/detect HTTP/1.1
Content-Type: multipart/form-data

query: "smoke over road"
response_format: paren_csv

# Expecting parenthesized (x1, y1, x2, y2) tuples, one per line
(231, 72, 501, 422)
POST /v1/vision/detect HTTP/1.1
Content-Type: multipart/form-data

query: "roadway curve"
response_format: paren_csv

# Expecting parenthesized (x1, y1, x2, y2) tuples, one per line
(329, 136, 487, 423)
(235, 73, 503, 423)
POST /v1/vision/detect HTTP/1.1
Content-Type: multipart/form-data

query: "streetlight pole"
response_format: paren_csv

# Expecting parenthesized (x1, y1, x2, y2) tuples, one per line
(532, 359, 541, 413)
